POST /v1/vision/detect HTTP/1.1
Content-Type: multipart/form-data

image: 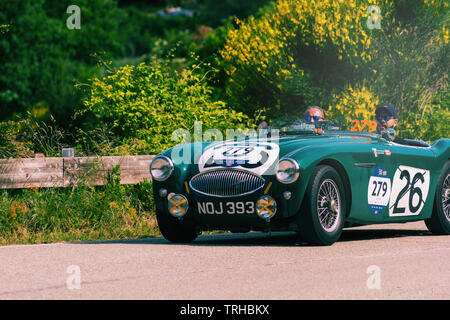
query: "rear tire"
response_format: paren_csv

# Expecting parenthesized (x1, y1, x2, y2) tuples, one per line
(425, 162, 450, 235)
(297, 165, 346, 246)
(156, 209, 198, 243)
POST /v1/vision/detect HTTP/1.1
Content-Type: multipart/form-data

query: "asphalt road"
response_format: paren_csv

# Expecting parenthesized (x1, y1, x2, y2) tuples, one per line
(0, 221, 448, 300)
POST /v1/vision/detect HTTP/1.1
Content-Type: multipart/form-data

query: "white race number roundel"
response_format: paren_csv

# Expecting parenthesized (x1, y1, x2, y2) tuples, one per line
(389, 165, 430, 217)
(198, 141, 280, 176)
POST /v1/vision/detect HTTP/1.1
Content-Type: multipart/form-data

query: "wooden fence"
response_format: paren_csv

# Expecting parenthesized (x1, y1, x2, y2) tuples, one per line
(0, 155, 155, 189)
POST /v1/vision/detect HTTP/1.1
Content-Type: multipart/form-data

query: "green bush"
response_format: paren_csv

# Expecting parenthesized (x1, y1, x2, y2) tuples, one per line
(119, 6, 197, 57)
(0, 120, 33, 158)
(360, 1, 449, 117)
(399, 92, 450, 142)
(80, 58, 253, 154)
(0, 114, 71, 158)
(0, 0, 121, 122)
(41, 0, 123, 63)
(0, 179, 158, 245)
(0, 0, 61, 118)
(198, 0, 273, 27)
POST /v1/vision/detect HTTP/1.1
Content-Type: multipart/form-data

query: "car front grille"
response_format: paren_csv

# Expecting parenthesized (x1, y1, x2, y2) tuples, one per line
(189, 169, 265, 197)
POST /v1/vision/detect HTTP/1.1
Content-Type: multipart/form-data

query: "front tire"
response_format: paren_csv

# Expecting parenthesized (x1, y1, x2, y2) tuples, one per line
(297, 165, 346, 246)
(425, 162, 450, 235)
(156, 209, 198, 243)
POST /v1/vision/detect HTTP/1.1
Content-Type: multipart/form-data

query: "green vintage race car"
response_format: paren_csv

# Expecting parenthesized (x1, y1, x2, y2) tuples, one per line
(150, 118, 450, 245)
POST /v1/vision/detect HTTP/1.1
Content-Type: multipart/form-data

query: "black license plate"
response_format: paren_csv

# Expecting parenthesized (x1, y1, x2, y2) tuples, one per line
(197, 201, 255, 215)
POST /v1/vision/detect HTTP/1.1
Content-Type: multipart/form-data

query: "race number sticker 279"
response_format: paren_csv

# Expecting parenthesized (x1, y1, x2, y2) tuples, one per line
(368, 166, 391, 215)
(389, 165, 430, 217)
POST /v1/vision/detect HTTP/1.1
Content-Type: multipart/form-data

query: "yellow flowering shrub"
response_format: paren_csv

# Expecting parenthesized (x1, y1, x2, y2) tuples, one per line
(218, 0, 448, 142)
(327, 84, 379, 132)
(82, 61, 252, 154)
(423, 0, 449, 15)
(220, 0, 394, 115)
(223, 0, 393, 67)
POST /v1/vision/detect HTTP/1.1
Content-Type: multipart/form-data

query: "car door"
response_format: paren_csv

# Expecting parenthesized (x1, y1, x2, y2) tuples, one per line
(344, 136, 394, 223)
(374, 140, 438, 221)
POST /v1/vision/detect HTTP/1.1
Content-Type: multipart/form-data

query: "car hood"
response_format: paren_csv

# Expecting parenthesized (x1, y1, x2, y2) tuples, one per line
(164, 131, 378, 176)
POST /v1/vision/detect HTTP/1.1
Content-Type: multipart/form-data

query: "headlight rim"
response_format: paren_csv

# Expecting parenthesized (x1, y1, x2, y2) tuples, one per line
(150, 155, 174, 182)
(276, 157, 300, 184)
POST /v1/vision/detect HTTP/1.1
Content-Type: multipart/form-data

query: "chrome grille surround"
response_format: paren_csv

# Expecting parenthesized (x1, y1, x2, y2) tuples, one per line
(189, 169, 265, 197)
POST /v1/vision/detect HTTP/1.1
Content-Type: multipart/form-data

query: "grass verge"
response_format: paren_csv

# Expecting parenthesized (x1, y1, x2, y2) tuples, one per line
(0, 180, 160, 246)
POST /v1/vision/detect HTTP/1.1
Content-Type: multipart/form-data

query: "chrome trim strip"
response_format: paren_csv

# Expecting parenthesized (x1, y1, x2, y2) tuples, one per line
(354, 163, 376, 168)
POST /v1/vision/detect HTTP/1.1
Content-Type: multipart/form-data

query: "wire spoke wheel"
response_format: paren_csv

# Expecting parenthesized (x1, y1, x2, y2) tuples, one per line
(297, 165, 346, 245)
(317, 179, 341, 232)
(426, 163, 450, 235)
(443, 174, 450, 222)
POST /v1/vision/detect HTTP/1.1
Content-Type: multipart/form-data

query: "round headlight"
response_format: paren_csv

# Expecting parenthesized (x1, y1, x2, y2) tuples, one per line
(276, 158, 300, 184)
(150, 156, 174, 181)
